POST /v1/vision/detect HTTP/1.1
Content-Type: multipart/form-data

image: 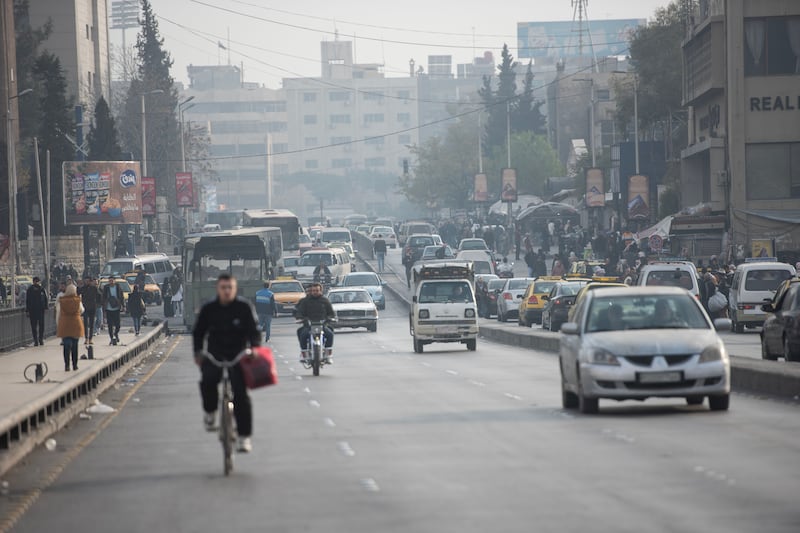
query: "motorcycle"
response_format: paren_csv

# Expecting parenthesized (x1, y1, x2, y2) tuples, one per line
(302, 320, 333, 376)
(497, 264, 515, 278)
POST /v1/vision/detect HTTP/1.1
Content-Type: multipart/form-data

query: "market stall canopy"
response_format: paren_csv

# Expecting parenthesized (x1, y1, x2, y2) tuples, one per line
(516, 202, 579, 221)
(635, 216, 673, 241)
(489, 194, 542, 216)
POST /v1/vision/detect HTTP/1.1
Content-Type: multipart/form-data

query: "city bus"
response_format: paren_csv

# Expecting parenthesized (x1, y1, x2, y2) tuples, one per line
(242, 208, 304, 251)
(182, 227, 282, 328)
(206, 210, 244, 230)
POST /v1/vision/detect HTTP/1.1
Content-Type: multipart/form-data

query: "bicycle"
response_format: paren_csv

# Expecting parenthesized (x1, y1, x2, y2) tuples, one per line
(201, 349, 251, 476)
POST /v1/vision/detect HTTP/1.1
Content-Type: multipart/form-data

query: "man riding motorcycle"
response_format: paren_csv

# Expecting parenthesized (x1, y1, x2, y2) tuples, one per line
(294, 282, 336, 364)
(497, 257, 514, 277)
(313, 259, 332, 284)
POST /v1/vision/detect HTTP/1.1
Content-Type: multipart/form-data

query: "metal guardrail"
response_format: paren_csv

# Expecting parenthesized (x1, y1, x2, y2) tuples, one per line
(0, 308, 57, 352)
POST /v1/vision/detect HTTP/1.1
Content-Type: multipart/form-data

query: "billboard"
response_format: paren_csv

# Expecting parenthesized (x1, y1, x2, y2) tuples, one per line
(176, 172, 194, 207)
(63, 161, 142, 225)
(585, 168, 605, 207)
(517, 19, 643, 59)
(141, 177, 156, 216)
(500, 168, 518, 203)
(474, 173, 488, 202)
(627, 175, 650, 220)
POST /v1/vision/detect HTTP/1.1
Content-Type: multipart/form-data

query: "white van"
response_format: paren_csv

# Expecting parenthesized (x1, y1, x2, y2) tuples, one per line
(294, 248, 352, 285)
(729, 260, 796, 332)
(320, 227, 353, 245)
(100, 253, 175, 285)
(637, 261, 700, 298)
(455, 250, 496, 276)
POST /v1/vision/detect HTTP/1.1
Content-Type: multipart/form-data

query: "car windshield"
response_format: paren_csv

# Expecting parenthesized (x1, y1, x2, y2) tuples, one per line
(322, 231, 350, 242)
(283, 257, 300, 267)
(409, 225, 430, 234)
(645, 269, 694, 290)
(473, 261, 492, 274)
(534, 281, 557, 294)
(102, 261, 133, 275)
(271, 282, 304, 293)
(298, 234, 311, 244)
(586, 294, 709, 333)
(409, 237, 434, 247)
(329, 291, 372, 304)
(344, 274, 380, 286)
(488, 280, 506, 291)
(745, 269, 793, 291)
(508, 279, 532, 290)
(299, 254, 332, 266)
(422, 246, 454, 258)
(557, 283, 586, 296)
(461, 240, 486, 250)
(371, 226, 393, 234)
(419, 281, 474, 304)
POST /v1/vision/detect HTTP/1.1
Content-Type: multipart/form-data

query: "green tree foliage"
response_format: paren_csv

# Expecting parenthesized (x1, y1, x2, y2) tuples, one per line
(485, 131, 564, 197)
(119, 0, 180, 202)
(479, 44, 516, 153)
(14, 0, 52, 142)
(33, 53, 74, 235)
(87, 97, 122, 160)
(513, 61, 547, 136)
(615, 1, 688, 137)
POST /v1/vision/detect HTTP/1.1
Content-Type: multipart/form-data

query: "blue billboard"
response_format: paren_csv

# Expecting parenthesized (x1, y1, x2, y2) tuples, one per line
(517, 19, 643, 59)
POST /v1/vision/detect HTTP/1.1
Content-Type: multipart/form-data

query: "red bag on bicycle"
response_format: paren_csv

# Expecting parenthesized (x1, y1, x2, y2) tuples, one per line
(240, 346, 278, 389)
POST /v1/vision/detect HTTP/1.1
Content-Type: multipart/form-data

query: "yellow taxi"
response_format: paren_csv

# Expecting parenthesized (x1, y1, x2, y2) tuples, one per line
(124, 272, 162, 305)
(567, 279, 628, 321)
(518, 276, 563, 327)
(269, 278, 306, 315)
(566, 260, 607, 278)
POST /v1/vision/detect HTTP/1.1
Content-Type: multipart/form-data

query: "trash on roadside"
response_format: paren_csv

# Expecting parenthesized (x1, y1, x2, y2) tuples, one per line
(124, 378, 139, 383)
(45, 438, 57, 451)
(86, 400, 116, 414)
(79, 413, 92, 420)
(132, 398, 141, 403)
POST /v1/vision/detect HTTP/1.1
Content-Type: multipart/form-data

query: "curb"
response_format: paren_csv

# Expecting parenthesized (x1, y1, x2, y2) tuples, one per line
(0, 324, 168, 477)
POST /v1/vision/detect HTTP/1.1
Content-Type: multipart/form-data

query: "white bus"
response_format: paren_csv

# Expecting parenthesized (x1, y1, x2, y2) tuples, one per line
(242, 208, 304, 251)
(183, 227, 282, 328)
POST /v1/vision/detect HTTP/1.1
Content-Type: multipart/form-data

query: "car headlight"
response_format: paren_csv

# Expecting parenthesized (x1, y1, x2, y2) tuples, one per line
(699, 345, 723, 363)
(368, 309, 378, 317)
(590, 348, 620, 366)
(465, 309, 475, 318)
(419, 309, 430, 319)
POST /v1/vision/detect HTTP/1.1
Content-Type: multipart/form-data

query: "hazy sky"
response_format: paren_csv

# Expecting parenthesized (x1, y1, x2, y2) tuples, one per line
(126, 0, 670, 88)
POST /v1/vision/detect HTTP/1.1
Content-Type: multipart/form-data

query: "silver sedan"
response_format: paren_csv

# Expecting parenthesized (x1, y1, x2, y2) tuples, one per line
(559, 287, 731, 414)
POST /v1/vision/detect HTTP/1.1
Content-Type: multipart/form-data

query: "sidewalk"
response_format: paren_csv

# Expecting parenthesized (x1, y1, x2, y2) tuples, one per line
(0, 326, 158, 425)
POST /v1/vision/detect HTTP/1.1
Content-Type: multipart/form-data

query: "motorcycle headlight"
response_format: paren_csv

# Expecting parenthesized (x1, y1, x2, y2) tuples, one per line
(699, 345, 723, 363)
(590, 348, 620, 366)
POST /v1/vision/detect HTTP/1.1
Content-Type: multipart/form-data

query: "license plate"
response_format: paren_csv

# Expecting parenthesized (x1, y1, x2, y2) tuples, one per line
(743, 309, 761, 315)
(435, 326, 458, 334)
(637, 371, 683, 384)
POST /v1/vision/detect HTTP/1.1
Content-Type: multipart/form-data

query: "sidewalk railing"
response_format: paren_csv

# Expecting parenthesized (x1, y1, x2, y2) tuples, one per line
(0, 307, 56, 352)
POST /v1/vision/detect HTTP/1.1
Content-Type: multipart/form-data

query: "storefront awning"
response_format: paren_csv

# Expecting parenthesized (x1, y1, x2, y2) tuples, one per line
(740, 209, 800, 225)
(635, 216, 673, 241)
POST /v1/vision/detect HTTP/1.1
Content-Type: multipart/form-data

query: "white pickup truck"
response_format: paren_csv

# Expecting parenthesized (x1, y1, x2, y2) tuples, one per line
(409, 262, 478, 353)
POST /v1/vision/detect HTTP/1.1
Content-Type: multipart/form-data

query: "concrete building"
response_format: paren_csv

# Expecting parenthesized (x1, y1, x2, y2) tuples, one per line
(681, 0, 800, 259)
(28, 0, 111, 107)
(182, 65, 288, 210)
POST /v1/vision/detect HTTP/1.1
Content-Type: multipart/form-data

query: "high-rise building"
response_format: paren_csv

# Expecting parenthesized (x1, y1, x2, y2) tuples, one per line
(28, 0, 111, 107)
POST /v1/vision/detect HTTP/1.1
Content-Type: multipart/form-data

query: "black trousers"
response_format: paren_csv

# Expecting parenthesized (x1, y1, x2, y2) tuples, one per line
(83, 310, 95, 340)
(29, 312, 45, 343)
(106, 309, 121, 339)
(199, 359, 252, 437)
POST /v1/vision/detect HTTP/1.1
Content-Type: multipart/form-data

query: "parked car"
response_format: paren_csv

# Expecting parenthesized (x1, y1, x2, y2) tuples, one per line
(328, 288, 379, 332)
(458, 238, 489, 252)
(369, 226, 398, 249)
(761, 277, 800, 361)
(542, 280, 590, 332)
(404, 234, 437, 263)
(496, 278, 535, 322)
(124, 273, 162, 305)
(559, 286, 731, 414)
(517, 276, 562, 327)
(341, 272, 386, 309)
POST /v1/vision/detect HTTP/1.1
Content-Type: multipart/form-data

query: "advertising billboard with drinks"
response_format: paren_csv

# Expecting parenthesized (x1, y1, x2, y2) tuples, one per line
(176, 172, 194, 207)
(62, 161, 143, 225)
(141, 176, 156, 216)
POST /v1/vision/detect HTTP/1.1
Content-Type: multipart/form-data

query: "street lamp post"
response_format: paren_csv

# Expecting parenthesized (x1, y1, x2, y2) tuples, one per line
(178, 96, 195, 233)
(6, 88, 32, 306)
(140, 89, 163, 255)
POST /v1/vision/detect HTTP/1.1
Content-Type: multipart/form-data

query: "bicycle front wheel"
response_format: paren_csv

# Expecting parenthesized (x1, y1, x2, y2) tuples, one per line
(221, 399, 235, 475)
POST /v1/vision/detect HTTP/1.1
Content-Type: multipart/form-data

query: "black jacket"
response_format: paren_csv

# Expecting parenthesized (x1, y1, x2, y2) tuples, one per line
(80, 285, 101, 311)
(294, 295, 335, 323)
(193, 296, 261, 360)
(128, 291, 146, 317)
(373, 239, 387, 253)
(25, 284, 49, 314)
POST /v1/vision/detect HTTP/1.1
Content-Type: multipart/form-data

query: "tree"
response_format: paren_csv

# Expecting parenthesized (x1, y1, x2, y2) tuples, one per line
(513, 61, 547, 136)
(485, 131, 564, 197)
(14, 0, 52, 142)
(87, 97, 122, 160)
(33, 53, 74, 235)
(480, 44, 517, 153)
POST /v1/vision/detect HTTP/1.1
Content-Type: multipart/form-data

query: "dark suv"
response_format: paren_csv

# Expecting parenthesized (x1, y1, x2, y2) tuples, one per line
(404, 234, 436, 263)
(761, 277, 800, 362)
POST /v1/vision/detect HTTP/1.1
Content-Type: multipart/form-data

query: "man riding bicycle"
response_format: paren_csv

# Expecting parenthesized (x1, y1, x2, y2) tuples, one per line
(294, 282, 336, 364)
(193, 273, 261, 453)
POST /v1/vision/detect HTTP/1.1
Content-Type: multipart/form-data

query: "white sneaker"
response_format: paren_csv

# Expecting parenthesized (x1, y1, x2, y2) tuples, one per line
(237, 436, 252, 453)
(300, 350, 309, 363)
(203, 412, 216, 432)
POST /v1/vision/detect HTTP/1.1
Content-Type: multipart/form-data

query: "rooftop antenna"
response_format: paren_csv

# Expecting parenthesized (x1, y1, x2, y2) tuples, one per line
(571, 0, 598, 72)
(227, 27, 231, 66)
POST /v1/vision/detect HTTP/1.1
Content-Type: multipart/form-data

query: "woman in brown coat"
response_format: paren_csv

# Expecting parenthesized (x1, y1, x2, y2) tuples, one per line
(57, 284, 84, 371)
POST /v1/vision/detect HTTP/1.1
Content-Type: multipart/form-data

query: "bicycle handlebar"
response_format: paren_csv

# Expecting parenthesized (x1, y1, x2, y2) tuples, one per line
(200, 349, 252, 368)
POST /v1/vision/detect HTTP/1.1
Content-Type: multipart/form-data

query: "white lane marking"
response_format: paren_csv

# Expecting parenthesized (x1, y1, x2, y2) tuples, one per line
(360, 478, 381, 492)
(338, 441, 356, 457)
(303, 387, 311, 395)
(294, 375, 303, 380)
(504, 393, 522, 401)
(309, 400, 321, 408)
(406, 356, 413, 360)
(694, 465, 736, 487)
(469, 380, 486, 387)
(323, 417, 336, 427)
(288, 367, 295, 372)
(421, 362, 432, 368)
(282, 360, 290, 365)
(445, 370, 459, 376)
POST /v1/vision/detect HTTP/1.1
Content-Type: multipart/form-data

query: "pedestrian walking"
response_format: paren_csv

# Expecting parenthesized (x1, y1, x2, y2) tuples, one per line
(373, 235, 387, 272)
(80, 276, 100, 345)
(128, 285, 146, 335)
(255, 281, 276, 341)
(25, 277, 49, 346)
(57, 284, 84, 371)
(402, 247, 415, 289)
(0, 277, 6, 305)
(524, 249, 537, 277)
(102, 275, 123, 345)
(162, 278, 174, 318)
(172, 283, 183, 316)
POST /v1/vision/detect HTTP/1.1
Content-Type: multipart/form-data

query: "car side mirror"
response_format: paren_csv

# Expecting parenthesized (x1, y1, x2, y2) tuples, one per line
(761, 303, 774, 313)
(381, 280, 387, 286)
(560, 322, 580, 335)
(412, 295, 418, 303)
(713, 318, 732, 331)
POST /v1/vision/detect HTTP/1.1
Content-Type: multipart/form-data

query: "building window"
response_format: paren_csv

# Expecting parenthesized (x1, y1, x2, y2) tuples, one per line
(329, 91, 351, 102)
(331, 136, 352, 144)
(396, 112, 412, 123)
(86, 24, 90, 40)
(744, 17, 800, 76)
(303, 92, 317, 102)
(397, 90, 411, 100)
(745, 143, 800, 199)
(274, 164, 289, 176)
(304, 114, 318, 125)
(304, 137, 318, 147)
(305, 160, 319, 169)
(398, 134, 411, 145)
(595, 89, 611, 101)
(271, 143, 288, 154)
(363, 91, 384, 101)
(332, 158, 352, 169)
(191, 101, 286, 113)
(365, 157, 386, 167)
(365, 136, 384, 146)
(330, 114, 351, 124)
(364, 113, 384, 124)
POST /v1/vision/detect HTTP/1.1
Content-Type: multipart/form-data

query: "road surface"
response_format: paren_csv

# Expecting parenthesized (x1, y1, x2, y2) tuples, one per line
(2, 292, 799, 533)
